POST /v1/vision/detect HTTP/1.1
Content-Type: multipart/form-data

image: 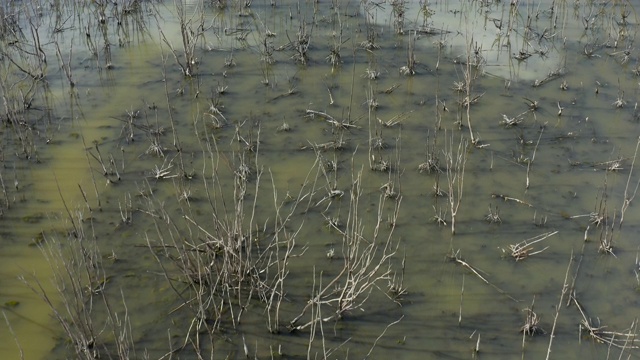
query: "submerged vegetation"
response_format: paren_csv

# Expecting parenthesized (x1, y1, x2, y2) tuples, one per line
(1, 0, 640, 359)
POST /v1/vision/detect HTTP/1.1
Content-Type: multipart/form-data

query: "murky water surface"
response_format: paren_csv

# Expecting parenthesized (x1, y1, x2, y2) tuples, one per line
(2, 0, 640, 359)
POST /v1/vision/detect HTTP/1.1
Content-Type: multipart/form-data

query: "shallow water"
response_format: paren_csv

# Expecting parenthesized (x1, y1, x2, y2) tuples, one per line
(2, 0, 640, 359)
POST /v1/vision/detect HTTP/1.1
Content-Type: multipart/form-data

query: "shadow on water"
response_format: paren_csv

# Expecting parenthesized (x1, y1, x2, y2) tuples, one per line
(1, 0, 640, 359)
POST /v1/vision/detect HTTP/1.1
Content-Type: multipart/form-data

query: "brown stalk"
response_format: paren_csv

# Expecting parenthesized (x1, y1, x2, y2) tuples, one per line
(545, 252, 573, 360)
(444, 132, 467, 235)
(502, 231, 557, 261)
(525, 124, 545, 189)
(620, 136, 640, 228)
(54, 41, 74, 88)
(290, 168, 400, 331)
(448, 249, 518, 302)
(2, 311, 24, 360)
(574, 297, 639, 349)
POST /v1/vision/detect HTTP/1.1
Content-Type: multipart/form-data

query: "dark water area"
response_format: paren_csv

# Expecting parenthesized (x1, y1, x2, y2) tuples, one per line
(1, 0, 640, 359)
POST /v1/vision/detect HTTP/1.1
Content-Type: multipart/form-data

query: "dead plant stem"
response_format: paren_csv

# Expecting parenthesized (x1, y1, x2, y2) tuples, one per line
(545, 251, 573, 360)
(620, 136, 640, 228)
(526, 125, 545, 189)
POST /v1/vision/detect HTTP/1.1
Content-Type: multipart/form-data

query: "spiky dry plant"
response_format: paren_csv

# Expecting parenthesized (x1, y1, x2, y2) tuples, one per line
(156, 0, 208, 76)
(444, 133, 468, 235)
(484, 204, 501, 224)
(501, 231, 557, 261)
(22, 214, 133, 359)
(573, 296, 639, 350)
(289, 168, 401, 331)
(521, 305, 544, 335)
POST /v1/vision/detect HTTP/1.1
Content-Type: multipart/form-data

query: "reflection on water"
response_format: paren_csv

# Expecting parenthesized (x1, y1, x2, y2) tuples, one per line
(1, 0, 640, 359)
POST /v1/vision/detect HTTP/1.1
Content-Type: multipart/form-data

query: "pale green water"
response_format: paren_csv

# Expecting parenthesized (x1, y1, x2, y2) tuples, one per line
(1, 0, 640, 359)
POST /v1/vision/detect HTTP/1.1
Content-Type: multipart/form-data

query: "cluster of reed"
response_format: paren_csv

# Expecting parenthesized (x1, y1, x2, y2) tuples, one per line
(7, 0, 640, 359)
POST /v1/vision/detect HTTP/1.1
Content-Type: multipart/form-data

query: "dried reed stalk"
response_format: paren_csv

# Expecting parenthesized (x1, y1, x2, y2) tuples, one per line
(501, 231, 557, 261)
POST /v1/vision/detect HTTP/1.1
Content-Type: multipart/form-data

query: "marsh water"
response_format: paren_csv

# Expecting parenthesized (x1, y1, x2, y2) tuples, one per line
(1, 0, 640, 359)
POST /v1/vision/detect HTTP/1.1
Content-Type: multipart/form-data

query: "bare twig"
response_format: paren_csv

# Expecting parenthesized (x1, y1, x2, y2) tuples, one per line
(545, 252, 573, 360)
